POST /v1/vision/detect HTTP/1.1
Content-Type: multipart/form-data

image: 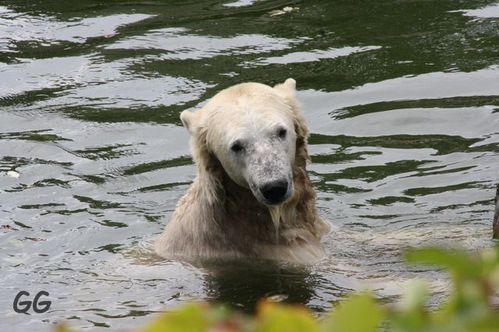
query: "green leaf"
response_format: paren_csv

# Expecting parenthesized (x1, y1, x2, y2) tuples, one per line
(54, 324, 72, 332)
(323, 293, 383, 332)
(405, 248, 480, 278)
(141, 303, 212, 332)
(256, 301, 319, 332)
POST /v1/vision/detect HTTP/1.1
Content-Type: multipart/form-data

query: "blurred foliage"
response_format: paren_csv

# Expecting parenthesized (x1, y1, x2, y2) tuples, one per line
(57, 247, 499, 332)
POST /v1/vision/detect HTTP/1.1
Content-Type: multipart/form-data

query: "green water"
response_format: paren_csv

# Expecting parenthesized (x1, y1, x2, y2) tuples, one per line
(1, 1, 498, 330)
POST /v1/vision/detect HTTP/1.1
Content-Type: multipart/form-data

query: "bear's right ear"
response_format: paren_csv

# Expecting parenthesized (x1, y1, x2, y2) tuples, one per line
(180, 109, 204, 135)
(273, 78, 296, 100)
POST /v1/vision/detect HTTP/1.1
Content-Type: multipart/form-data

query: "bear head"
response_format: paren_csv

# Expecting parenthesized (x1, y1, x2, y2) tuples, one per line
(180, 78, 309, 207)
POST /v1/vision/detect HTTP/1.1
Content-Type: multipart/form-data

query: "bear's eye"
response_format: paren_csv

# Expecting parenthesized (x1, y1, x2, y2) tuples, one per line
(230, 141, 244, 153)
(277, 128, 287, 139)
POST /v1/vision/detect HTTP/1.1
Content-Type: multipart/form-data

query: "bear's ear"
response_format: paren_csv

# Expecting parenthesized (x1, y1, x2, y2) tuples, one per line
(180, 109, 204, 135)
(273, 78, 296, 100)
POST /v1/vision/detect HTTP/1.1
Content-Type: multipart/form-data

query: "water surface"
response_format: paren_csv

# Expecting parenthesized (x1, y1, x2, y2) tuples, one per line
(1, 1, 498, 330)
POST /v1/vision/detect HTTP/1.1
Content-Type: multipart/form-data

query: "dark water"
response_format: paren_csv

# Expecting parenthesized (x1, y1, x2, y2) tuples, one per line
(1, 0, 498, 330)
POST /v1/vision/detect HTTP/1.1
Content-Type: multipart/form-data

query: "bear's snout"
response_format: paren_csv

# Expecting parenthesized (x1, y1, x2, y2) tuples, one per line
(260, 179, 289, 205)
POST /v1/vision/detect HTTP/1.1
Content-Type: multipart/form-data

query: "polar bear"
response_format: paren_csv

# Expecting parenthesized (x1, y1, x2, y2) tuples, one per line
(155, 78, 330, 263)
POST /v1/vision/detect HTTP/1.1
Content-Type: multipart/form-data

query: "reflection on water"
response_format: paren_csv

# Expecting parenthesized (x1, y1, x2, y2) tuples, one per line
(0, 0, 498, 330)
(203, 261, 319, 312)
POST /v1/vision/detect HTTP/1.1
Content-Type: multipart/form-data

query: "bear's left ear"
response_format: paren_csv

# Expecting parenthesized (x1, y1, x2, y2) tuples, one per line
(180, 109, 205, 136)
(273, 78, 296, 100)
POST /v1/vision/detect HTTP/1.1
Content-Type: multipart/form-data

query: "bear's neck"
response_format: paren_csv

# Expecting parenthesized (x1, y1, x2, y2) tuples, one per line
(197, 168, 279, 245)
(221, 172, 273, 225)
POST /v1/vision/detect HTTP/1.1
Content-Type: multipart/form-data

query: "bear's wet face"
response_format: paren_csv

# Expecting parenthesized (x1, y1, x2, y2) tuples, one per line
(209, 110, 296, 207)
(216, 124, 295, 206)
(243, 135, 294, 206)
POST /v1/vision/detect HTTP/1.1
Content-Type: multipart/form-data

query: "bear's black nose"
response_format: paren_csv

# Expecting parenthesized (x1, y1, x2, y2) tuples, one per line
(260, 180, 289, 204)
